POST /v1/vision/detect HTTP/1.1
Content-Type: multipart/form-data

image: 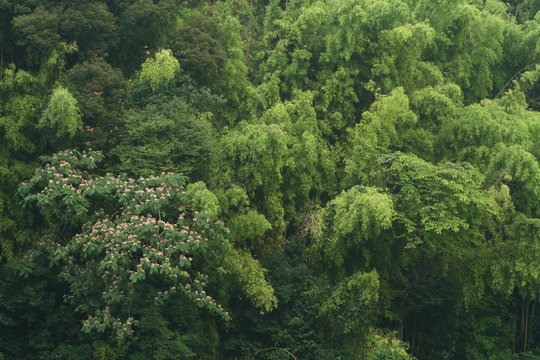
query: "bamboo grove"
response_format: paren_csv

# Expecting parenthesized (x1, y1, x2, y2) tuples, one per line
(0, 0, 540, 359)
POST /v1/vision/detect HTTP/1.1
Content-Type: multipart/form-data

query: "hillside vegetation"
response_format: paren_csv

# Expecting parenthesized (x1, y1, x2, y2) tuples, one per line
(0, 0, 539, 359)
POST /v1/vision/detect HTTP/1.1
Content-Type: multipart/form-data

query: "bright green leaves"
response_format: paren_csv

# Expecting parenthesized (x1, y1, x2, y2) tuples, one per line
(39, 86, 82, 138)
(381, 153, 495, 250)
(331, 188, 394, 240)
(1, 0, 539, 358)
(228, 210, 272, 250)
(322, 0, 370, 63)
(411, 0, 515, 101)
(515, 64, 540, 111)
(211, 11, 250, 123)
(0, 65, 44, 152)
(213, 185, 273, 252)
(225, 249, 277, 312)
(442, 4, 506, 101)
(412, 0, 466, 31)
(437, 98, 540, 215)
(185, 182, 221, 220)
(318, 67, 359, 136)
(139, 49, 180, 91)
(346, 87, 417, 185)
(261, 91, 338, 215)
(440, 99, 533, 156)
(0, 64, 53, 262)
(320, 0, 421, 97)
(484, 0, 509, 15)
(366, 334, 416, 360)
(372, 23, 441, 93)
(356, 87, 417, 148)
(0, 42, 80, 159)
(219, 124, 288, 246)
(484, 144, 540, 215)
(312, 187, 394, 269)
(218, 105, 335, 249)
(410, 85, 460, 128)
(220, 123, 287, 193)
(217, 185, 250, 215)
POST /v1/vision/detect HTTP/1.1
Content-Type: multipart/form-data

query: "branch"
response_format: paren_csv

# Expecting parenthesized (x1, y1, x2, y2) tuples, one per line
(248, 347, 298, 360)
(495, 64, 538, 99)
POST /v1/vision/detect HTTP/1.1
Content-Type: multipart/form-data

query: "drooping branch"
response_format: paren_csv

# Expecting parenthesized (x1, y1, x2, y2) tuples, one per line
(248, 347, 298, 360)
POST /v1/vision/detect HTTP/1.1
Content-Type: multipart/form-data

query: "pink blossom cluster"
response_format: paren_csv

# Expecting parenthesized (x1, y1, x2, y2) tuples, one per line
(23, 150, 233, 336)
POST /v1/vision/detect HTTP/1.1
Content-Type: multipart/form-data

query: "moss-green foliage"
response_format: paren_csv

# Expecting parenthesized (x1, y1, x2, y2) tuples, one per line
(169, 15, 226, 88)
(2, 0, 540, 359)
(320, 271, 380, 333)
(112, 99, 216, 179)
(66, 58, 129, 127)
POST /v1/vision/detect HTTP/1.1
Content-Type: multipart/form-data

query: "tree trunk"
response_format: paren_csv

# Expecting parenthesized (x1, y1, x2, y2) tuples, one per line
(514, 292, 536, 354)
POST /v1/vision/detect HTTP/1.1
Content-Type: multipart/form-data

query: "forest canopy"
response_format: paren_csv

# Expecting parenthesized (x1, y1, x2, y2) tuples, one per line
(0, 0, 539, 359)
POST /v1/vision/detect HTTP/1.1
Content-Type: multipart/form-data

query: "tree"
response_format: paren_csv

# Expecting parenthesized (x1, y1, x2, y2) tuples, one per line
(115, 0, 181, 73)
(138, 49, 180, 92)
(111, 98, 216, 181)
(15, 149, 276, 357)
(169, 15, 226, 88)
(38, 86, 82, 138)
(66, 58, 129, 129)
(217, 123, 289, 251)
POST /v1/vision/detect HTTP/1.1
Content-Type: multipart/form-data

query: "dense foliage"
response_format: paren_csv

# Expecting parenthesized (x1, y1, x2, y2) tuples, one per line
(0, 0, 539, 359)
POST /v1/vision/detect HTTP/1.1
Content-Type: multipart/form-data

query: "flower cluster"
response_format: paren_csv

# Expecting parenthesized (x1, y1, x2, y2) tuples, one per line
(21, 150, 231, 340)
(82, 307, 136, 339)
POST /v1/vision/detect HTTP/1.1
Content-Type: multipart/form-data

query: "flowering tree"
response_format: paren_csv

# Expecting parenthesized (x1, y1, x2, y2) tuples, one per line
(19, 149, 275, 345)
